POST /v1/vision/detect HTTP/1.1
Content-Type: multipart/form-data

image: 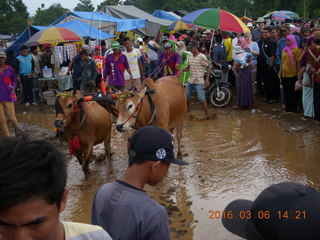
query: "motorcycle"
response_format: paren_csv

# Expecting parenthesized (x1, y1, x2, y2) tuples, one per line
(205, 63, 232, 107)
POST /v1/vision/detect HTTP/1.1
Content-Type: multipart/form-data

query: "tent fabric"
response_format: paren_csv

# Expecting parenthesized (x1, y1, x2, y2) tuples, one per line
(6, 21, 114, 55)
(51, 11, 146, 32)
(174, 10, 189, 17)
(103, 5, 173, 37)
(152, 10, 180, 21)
(55, 20, 114, 39)
(5, 26, 48, 55)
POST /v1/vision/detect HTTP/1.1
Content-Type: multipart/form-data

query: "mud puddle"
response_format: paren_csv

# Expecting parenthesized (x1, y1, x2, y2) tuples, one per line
(15, 108, 320, 240)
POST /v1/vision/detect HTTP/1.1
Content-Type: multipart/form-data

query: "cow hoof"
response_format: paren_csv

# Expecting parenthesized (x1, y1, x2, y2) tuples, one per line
(84, 170, 91, 179)
(95, 154, 106, 162)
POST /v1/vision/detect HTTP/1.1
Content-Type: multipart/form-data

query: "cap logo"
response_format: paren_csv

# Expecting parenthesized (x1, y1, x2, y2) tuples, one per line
(156, 148, 166, 160)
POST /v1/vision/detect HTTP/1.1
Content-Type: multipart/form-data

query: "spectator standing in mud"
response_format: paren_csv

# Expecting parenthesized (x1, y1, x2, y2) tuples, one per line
(15, 45, 34, 106)
(79, 50, 97, 93)
(91, 126, 188, 240)
(104, 41, 133, 90)
(30, 46, 42, 105)
(179, 40, 211, 119)
(0, 52, 21, 137)
(67, 46, 84, 91)
(122, 37, 144, 90)
(307, 33, 320, 125)
(144, 36, 159, 77)
(0, 137, 112, 240)
(258, 27, 279, 104)
(92, 46, 104, 90)
(279, 35, 301, 113)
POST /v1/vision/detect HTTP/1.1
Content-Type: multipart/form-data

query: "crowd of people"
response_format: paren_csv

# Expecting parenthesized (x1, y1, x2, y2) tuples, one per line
(1, 18, 320, 134)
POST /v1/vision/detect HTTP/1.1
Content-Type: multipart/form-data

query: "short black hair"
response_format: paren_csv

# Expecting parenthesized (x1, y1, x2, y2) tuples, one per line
(263, 27, 273, 32)
(20, 45, 28, 51)
(30, 46, 37, 51)
(143, 36, 150, 42)
(215, 34, 223, 43)
(101, 40, 106, 46)
(128, 157, 148, 167)
(80, 50, 88, 56)
(122, 37, 131, 42)
(0, 137, 67, 211)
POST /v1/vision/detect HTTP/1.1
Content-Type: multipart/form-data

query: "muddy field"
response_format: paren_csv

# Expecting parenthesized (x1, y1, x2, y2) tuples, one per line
(14, 97, 320, 240)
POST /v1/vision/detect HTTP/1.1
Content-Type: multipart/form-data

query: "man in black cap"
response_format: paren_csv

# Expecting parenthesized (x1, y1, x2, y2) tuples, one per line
(91, 126, 188, 240)
(222, 182, 320, 239)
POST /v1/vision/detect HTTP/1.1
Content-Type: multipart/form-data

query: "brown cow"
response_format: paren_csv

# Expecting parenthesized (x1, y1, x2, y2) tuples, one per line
(54, 90, 112, 178)
(116, 76, 186, 158)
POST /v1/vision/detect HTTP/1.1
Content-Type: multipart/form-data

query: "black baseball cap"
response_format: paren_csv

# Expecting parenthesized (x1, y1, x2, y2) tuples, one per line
(127, 126, 188, 165)
(222, 182, 320, 239)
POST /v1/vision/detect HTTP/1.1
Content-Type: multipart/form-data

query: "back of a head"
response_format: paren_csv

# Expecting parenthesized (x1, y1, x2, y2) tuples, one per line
(0, 137, 67, 211)
(215, 34, 223, 43)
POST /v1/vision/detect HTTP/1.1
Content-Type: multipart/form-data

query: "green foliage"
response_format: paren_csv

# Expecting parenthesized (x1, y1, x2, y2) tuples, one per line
(33, 3, 69, 26)
(0, 0, 29, 34)
(96, 0, 121, 11)
(74, 0, 94, 11)
(123, 0, 319, 20)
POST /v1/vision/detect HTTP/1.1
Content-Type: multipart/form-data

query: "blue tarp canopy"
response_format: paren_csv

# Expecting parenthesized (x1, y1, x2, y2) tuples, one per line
(6, 20, 115, 55)
(51, 11, 146, 32)
(55, 20, 114, 39)
(152, 10, 179, 21)
(6, 26, 47, 55)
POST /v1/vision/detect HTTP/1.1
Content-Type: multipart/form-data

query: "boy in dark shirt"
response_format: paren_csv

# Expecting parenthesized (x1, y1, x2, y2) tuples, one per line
(92, 126, 188, 240)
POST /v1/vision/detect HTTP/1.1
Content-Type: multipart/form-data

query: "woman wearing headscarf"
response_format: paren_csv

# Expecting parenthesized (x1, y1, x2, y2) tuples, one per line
(279, 35, 301, 113)
(298, 36, 314, 118)
(233, 38, 253, 108)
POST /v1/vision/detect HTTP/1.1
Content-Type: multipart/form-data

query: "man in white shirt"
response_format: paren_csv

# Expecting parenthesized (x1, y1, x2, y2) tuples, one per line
(122, 37, 145, 90)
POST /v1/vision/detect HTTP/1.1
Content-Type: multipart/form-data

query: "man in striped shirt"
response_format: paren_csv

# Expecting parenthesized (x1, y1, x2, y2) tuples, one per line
(179, 40, 211, 118)
(123, 37, 145, 90)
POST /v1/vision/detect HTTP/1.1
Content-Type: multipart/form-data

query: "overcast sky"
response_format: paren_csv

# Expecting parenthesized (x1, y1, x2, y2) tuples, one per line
(22, 0, 105, 16)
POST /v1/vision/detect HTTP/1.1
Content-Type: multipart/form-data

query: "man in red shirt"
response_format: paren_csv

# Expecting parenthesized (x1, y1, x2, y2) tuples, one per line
(92, 46, 104, 89)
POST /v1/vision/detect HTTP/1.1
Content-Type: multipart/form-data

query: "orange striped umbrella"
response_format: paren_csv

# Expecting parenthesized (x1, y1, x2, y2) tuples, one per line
(26, 27, 82, 46)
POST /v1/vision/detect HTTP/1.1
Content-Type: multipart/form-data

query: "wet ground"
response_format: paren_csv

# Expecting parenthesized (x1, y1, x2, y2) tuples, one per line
(14, 98, 320, 240)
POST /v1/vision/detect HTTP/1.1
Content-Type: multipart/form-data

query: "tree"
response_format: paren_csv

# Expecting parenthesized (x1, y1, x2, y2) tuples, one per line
(33, 3, 69, 26)
(74, 0, 94, 11)
(0, 0, 29, 34)
(96, 0, 121, 11)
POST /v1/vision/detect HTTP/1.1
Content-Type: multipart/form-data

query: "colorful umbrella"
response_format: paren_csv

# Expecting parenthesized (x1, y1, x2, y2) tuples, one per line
(240, 16, 253, 23)
(26, 27, 82, 46)
(167, 20, 194, 31)
(181, 8, 250, 33)
(278, 10, 299, 19)
(262, 11, 293, 21)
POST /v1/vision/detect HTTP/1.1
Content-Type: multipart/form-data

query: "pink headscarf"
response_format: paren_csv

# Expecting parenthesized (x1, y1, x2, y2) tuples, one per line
(238, 38, 249, 50)
(169, 35, 177, 43)
(283, 35, 298, 67)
